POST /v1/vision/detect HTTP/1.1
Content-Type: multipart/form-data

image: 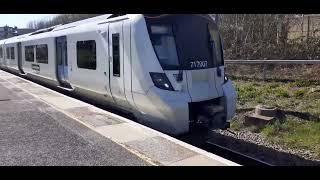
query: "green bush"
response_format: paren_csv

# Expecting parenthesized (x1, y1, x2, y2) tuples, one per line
(293, 89, 306, 98)
(275, 88, 290, 98)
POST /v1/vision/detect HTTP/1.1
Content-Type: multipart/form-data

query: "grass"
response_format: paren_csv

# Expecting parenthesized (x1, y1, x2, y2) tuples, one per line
(234, 79, 320, 113)
(262, 116, 320, 157)
(231, 79, 320, 158)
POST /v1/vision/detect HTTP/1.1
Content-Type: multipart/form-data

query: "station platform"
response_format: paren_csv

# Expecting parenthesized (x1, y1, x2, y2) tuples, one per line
(0, 70, 239, 166)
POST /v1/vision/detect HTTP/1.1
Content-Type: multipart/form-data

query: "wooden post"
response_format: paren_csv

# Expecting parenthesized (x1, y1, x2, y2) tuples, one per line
(301, 14, 304, 41)
(276, 15, 279, 44)
(262, 64, 267, 81)
(307, 15, 310, 40)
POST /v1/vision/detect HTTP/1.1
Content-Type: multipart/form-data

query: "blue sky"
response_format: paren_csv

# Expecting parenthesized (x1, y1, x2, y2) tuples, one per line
(0, 14, 60, 28)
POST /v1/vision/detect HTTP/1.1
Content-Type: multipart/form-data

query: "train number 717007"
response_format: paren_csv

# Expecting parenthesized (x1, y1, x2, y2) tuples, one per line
(190, 61, 208, 68)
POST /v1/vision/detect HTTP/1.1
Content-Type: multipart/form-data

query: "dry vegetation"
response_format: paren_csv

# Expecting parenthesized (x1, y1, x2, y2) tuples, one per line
(218, 14, 320, 60)
(231, 78, 320, 158)
(226, 64, 320, 82)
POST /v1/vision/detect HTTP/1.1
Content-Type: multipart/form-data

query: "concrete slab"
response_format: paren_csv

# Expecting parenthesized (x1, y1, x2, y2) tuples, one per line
(15, 85, 60, 97)
(0, 99, 49, 114)
(65, 106, 124, 127)
(0, 75, 16, 80)
(0, 110, 149, 166)
(126, 136, 197, 165)
(5, 77, 29, 85)
(0, 77, 150, 166)
(95, 123, 158, 143)
(0, 85, 36, 101)
(38, 96, 88, 110)
(169, 154, 228, 166)
(0, 85, 12, 101)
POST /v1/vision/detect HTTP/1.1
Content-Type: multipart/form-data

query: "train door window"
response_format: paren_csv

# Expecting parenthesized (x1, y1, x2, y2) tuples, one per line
(112, 33, 120, 77)
(0, 47, 2, 58)
(25, 46, 34, 62)
(36, 44, 48, 64)
(6, 47, 10, 59)
(76, 40, 96, 70)
(10, 47, 15, 60)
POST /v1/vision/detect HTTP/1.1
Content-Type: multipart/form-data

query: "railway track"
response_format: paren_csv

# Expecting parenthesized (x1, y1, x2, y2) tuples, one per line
(177, 126, 273, 166)
(201, 141, 273, 166)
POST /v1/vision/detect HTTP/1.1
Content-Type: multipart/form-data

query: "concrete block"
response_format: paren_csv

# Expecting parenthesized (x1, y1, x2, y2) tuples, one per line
(126, 136, 197, 165)
(244, 113, 275, 127)
(95, 123, 158, 143)
(38, 96, 88, 110)
(169, 154, 228, 166)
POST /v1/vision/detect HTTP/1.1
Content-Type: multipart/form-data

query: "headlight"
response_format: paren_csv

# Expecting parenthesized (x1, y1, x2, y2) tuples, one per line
(224, 74, 229, 83)
(150, 72, 174, 91)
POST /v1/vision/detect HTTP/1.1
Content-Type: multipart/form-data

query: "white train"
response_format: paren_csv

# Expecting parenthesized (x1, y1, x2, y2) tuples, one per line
(0, 14, 237, 135)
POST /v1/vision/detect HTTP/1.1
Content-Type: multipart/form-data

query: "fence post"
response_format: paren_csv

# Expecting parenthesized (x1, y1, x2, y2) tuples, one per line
(262, 64, 267, 81)
(307, 15, 310, 40)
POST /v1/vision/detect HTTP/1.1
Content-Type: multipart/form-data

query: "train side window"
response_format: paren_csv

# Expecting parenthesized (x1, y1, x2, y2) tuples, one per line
(76, 40, 97, 70)
(0, 47, 2, 58)
(6, 47, 10, 59)
(25, 46, 34, 62)
(36, 44, 48, 64)
(112, 33, 120, 77)
(10, 47, 15, 60)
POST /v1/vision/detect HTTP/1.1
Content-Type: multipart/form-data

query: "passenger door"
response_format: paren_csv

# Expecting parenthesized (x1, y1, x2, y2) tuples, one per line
(0, 47, 5, 68)
(55, 36, 71, 88)
(108, 22, 129, 107)
(17, 42, 24, 74)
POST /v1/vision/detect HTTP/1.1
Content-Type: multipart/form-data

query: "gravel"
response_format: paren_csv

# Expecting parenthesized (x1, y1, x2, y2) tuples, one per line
(208, 129, 320, 165)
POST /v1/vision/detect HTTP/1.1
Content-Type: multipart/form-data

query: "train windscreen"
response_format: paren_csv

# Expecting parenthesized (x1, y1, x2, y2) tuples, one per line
(145, 14, 224, 70)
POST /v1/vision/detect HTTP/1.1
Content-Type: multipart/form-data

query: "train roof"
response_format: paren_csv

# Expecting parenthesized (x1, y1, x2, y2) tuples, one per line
(2, 14, 140, 45)
(0, 14, 216, 45)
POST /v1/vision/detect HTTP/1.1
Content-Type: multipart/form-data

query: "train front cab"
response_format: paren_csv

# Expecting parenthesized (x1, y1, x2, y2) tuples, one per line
(131, 14, 237, 135)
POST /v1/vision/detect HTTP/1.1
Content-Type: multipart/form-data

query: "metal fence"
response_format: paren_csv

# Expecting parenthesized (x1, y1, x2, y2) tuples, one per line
(225, 60, 320, 64)
(224, 60, 320, 81)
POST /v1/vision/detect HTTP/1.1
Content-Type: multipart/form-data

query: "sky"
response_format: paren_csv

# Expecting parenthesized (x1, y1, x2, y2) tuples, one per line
(0, 14, 60, 28)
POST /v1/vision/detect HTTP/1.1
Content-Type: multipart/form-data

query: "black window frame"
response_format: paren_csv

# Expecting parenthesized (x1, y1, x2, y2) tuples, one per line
(6, 47, 10, 59)
(35, 44, 48, 64)
(207, 23, 224, 67)
(145, 15, 223, 70)
(76, 40, 97, 70)
(147, 24, 182, 70)
(10, 47, 15, 60)
(25, 45, 34, 62)
(112, 33, 120, 77)
(0, 47, 2, 58)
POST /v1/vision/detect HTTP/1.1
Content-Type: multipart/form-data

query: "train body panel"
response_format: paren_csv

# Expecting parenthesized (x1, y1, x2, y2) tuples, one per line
(123, 19, 136, 110)
(22, 38, 57, 83)
(222, 80, 237, 121)
(67, 30, 109, 95)
(3, 42, 19, 73)
(0, 14, 237, 135)
(0, 40, 5, 68)
(130, 15, 164, 95)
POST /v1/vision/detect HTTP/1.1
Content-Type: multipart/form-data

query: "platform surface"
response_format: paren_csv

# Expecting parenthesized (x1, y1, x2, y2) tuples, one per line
(0, 70, 239, 166)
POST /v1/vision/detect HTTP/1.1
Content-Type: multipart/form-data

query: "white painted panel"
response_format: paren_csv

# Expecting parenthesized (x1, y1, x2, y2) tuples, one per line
(68, 30, 111, 98)
(109, 21, 130, 108)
